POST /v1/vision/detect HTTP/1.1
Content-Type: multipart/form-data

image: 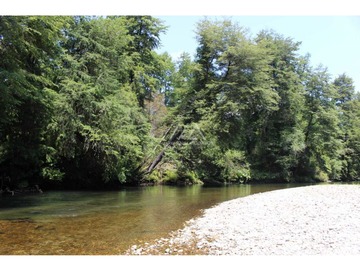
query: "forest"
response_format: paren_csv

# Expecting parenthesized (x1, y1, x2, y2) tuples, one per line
(0, 15, 359, 191)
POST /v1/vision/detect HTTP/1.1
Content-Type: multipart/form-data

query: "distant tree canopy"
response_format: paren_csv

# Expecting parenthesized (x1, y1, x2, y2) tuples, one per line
(0, 16, 359, 190)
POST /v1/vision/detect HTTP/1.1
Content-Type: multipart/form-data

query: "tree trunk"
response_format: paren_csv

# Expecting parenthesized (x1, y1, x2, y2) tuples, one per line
(146, 125, 183, 173)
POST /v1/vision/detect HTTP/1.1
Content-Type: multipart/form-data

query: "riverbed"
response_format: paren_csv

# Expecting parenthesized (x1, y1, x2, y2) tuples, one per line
(127, 183, 360, 255)
(0, 183, 310, 255)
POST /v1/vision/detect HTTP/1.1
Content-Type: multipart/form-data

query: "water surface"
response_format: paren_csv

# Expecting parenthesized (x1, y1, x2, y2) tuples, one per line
(0, 183, 312, 255)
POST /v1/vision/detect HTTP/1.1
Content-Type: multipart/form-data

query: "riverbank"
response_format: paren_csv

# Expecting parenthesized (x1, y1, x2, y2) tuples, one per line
(126, 184, 360, 255)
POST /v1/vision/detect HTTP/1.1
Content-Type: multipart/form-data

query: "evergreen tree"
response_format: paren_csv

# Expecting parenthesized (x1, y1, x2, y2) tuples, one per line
(49, 16, 152, 188)
(123, 16, 167, 108)
(333, 74, 360, 181)
(0, 16, 69, 188)
(250, 30, 306, 182)
(1, 16, 357, 189)
(298, 65, 344, 181)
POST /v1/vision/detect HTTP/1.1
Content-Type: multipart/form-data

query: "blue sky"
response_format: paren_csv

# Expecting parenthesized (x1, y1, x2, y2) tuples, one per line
(155, 16, 360, 92)
(3, 1, 360, 91)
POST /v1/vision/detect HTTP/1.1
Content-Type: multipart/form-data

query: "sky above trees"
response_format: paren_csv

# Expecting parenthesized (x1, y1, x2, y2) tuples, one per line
(155, 16, 360, 92)
(3, 1, 359, 93)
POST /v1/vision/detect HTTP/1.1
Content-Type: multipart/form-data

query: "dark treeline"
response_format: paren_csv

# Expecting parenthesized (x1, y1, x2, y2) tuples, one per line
(1, 16, 359, 191)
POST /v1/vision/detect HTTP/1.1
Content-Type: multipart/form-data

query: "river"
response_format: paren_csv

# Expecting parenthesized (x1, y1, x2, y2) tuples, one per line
(0, 183, 313, 255)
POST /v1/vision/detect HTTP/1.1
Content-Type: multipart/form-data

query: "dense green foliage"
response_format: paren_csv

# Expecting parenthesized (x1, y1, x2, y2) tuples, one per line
(1, 16, 359, 190)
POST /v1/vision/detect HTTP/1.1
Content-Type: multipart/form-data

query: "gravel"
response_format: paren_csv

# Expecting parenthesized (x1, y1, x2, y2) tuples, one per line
(126, 184, 360, 255)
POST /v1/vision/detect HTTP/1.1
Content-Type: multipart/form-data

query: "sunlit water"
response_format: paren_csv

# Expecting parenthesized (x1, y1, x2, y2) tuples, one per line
(0, 183, 315, 255)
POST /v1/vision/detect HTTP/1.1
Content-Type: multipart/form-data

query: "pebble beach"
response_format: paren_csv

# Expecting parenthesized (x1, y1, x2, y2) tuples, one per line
(126, 184, 360, 255)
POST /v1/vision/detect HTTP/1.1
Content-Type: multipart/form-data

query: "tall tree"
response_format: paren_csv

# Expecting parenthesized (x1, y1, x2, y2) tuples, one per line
(333, 74, 359, 181)
(48, 16, 152, 188)
(123, 16, 167, 108)
(250, 30, 306, 182)
(0, 16, 69, 188)
(298, 65, 344, 181)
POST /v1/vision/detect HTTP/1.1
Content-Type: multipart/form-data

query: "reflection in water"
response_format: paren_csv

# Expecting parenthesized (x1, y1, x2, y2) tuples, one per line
(0, 183, 313, 255)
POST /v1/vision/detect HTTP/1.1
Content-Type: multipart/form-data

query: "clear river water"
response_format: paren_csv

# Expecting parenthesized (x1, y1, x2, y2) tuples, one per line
(0, 183, 314, 255)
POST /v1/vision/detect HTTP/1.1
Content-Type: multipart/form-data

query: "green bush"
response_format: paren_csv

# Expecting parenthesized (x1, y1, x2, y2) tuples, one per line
(145, 169, 162, 183)
(178, 170, 203, 185)
(162, 169, 179, 184)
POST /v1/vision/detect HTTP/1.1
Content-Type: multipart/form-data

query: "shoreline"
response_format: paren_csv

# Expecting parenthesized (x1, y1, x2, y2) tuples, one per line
(126, 184, 360, 255)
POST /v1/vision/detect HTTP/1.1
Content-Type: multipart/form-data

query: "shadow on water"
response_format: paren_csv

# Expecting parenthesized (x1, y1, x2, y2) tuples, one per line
(0, 182, 324, 254)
